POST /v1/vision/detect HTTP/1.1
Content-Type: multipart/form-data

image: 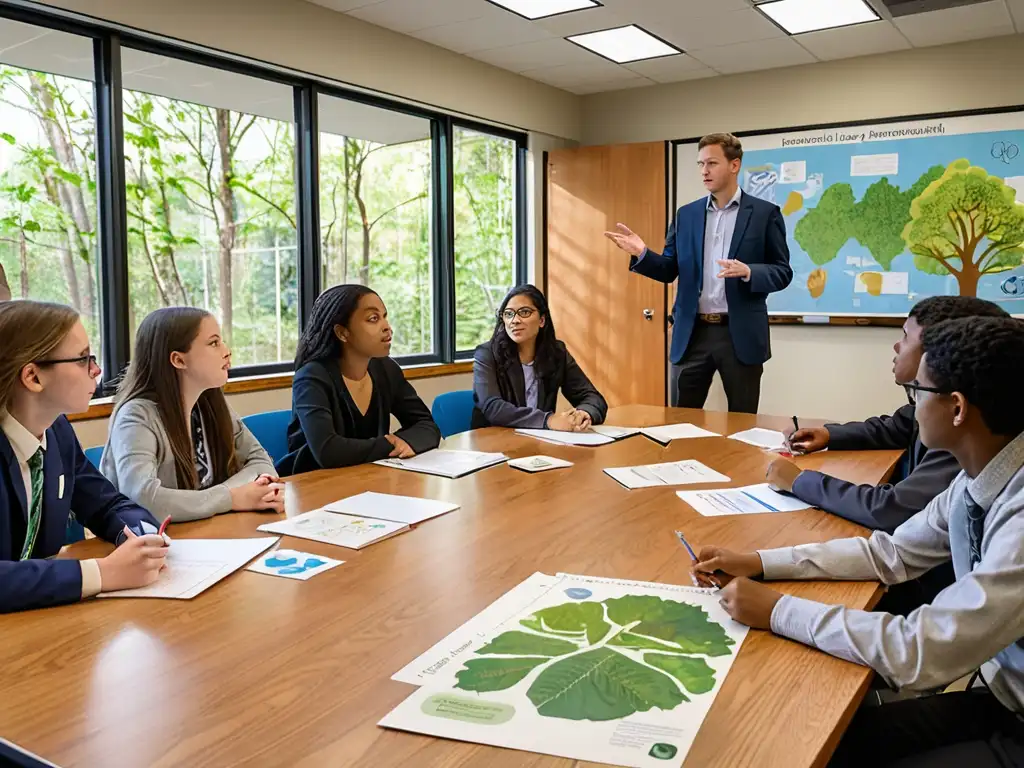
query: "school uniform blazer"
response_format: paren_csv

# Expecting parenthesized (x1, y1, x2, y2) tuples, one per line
(276, 356, 441, 476)
(100, 398, 276, 523)
(791, 403, 962, 533)
(470, 340, 609, 429)
(1, 416, 157, 613)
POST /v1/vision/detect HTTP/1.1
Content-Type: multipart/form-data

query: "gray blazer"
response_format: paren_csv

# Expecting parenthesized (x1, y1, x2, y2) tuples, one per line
(100, 398, 276, 523)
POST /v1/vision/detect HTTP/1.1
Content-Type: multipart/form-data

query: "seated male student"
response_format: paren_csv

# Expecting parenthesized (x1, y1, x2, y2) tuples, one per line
(694, 316, 1024, 767)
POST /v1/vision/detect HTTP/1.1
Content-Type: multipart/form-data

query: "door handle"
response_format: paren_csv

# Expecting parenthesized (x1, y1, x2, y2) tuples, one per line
(643, 309, 654, 321)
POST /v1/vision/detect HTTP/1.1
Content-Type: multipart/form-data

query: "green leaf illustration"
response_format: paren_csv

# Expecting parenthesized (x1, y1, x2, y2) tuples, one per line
(605, 595, 735, 657)
(520, 601, 610, 645)
(645, 653, 717, 695)
(527, 648, 687, 721)
(455, 657, 550, 693)
(606, 631, 682, 652)
(476, 631, 580, 658)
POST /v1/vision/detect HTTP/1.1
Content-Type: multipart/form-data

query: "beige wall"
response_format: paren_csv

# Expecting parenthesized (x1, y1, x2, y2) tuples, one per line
(70, 373, 474, 448)
(581, 34, 1024, 422)
(40, 0, 582, 141)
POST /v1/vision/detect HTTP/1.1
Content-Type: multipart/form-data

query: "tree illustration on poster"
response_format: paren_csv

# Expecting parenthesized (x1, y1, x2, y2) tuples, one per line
(453, 595, 735, 722)
(794, 160, 1024, 297)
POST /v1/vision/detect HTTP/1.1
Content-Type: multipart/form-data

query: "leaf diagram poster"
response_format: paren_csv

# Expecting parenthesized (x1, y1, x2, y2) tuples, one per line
(380, 573, 749, 768)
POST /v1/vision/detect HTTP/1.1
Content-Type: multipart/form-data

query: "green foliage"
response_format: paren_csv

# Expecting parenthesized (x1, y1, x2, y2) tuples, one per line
(903, 159, 1024, 292)
(794, 183, 856, 266)
(453, 595, 732, 722)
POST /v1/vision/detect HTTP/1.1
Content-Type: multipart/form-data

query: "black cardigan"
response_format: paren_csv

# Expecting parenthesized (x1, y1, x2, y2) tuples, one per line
(276, 357, 441, 476)
(471, 340, 608, 430)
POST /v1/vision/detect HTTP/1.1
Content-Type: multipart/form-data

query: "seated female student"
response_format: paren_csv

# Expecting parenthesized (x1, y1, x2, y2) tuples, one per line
(472, 285, 608, 431)
(101, 307, 283, 523)
(275, 284, 441, 475)
(0, 300, 167, 613)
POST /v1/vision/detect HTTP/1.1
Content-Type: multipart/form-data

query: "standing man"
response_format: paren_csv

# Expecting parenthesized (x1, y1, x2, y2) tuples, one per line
(605, 133, 792, 413)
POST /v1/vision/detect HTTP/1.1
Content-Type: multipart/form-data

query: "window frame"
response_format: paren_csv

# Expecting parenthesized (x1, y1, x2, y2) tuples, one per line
(0, 4, 528, 395)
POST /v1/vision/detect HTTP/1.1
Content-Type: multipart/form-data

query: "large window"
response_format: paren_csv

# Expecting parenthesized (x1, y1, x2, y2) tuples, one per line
(122, 50, 298, 367)
(0, 9, 526, 392)
(0, 19, 102, 360)
(319, 96, 433, 357)
(453, 126, 518, 352)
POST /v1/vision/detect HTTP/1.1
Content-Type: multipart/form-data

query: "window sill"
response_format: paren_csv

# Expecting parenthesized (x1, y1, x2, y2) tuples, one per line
(67, 361, 473, 423)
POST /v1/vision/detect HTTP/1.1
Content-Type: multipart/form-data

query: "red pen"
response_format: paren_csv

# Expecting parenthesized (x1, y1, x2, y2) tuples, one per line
(157, 515, 171, 542)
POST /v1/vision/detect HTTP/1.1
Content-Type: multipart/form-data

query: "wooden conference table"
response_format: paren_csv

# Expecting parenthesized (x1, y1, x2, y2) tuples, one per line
(1, 405, 902, 768)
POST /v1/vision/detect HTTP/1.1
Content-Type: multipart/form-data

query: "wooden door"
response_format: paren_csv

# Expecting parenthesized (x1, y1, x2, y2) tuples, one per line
(546, 143, 668, 407)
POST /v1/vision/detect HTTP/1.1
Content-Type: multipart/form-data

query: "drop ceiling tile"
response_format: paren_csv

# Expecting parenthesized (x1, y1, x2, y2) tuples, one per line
(521, 59, 641, 88)
(893, 0, 1014, 47)
(656, 8, 786, 51)
(796, 20, 910, 61)
(623, 53, 716, 82)
(533, 5, 630, 36)
(602, 0, 751, 21)
(1008, 0, 1024, 32)
(346, 0, 485, 33)
(569, 76, 654, 94)
(306, 0, 381, 13)
(690, 36, 816, 74)
(410, 10, 554, 53)
(469, 37, 600, 71)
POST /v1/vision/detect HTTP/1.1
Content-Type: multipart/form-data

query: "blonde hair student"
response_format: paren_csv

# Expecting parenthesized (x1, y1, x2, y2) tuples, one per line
(0, 300, 167, 613)
(101, 307, 283, 523)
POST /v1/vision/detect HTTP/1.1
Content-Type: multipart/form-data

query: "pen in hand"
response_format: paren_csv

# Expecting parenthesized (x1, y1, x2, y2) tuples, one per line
(675, 530, 721, 588)
(157, 515, 171, 546)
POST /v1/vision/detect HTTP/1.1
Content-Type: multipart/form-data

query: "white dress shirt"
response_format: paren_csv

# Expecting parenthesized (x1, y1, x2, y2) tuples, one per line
(1, 410, 102, 598)
(699, 187, 742, 315)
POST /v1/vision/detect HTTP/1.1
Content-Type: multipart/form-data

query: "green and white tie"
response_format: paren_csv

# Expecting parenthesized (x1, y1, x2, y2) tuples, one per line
(20, 448, 44, 560)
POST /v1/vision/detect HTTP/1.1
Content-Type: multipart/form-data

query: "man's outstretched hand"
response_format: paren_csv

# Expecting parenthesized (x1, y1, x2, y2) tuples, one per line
(603, 223, 646, 257)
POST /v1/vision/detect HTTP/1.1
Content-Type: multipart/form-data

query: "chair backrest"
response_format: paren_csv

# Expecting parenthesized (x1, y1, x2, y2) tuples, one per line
(241, 409, 292, 465)
(71, 446, 106, 544)
(431, 390, 475, 439)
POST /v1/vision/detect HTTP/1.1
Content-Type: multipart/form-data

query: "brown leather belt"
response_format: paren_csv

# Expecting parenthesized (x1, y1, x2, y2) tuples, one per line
(698, 313, 728, 324)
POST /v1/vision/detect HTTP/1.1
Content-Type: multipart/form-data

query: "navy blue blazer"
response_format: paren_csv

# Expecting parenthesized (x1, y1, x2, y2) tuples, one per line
(630, 192, 793, 366)
(1, 416, 158, 613)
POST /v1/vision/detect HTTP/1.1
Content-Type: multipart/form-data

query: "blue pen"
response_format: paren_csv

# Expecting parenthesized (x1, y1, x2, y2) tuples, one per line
(675, 530, 722, 588)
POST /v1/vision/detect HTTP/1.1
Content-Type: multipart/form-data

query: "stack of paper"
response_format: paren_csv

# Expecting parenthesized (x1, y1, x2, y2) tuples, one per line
(727, 428, 788, 451)
(516, 428, 614, 446)
(324, 491, 459, 525)
(258, 509, 408, 550)
(508, 455, 574, 473)
(374, 449, 507, 478)
(677, 483, 812, 516)
(639, 423, 720, 445)
(98, 537, 279, 599)
(604, 460, 730, 490)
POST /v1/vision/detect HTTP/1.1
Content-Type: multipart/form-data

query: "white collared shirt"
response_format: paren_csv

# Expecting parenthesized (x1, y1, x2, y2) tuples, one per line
(699, 187, 742, 315)
(1, 409, 102, 598)
(1, 409, 46, 515)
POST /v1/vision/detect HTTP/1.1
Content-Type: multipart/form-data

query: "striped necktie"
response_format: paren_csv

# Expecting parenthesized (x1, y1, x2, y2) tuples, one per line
(20, 448, 44, 560)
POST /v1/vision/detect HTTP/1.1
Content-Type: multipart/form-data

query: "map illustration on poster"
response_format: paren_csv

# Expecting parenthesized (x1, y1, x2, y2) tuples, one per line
(674, 110, 1024, 317)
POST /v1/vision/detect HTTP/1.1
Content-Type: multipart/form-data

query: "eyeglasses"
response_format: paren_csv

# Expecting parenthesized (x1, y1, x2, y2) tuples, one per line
(34, 354, 98, 369)
(499, 308, 537, 322)
(903, 382, 948, 403)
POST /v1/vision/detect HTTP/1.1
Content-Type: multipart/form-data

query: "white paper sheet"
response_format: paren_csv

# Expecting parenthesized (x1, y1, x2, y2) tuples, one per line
(677, 483, 812, 517)
(392, 572, 565, 685)
(381, 573, 749, 768)
(850, 152, 899, 176)
(246, 549, 344, 580)
(257, 509, 408, 550)
(603, 460, 730, 490)
(374, 449, 507, 478)
(590, 425, 642, 440)
(98, 537, 278, 599)
(639, 424, 720, 445)
(508, 456, 575, 473)
(727, 428, 788, 451)
(516, 429, 615, 446)
(324, 491, 459, 525)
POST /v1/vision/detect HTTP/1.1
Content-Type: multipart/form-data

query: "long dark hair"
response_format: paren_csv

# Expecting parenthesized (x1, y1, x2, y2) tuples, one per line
(116, 307, 240, 490)
(490, 284, 559, 377)
(294, 284, 379, 370)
